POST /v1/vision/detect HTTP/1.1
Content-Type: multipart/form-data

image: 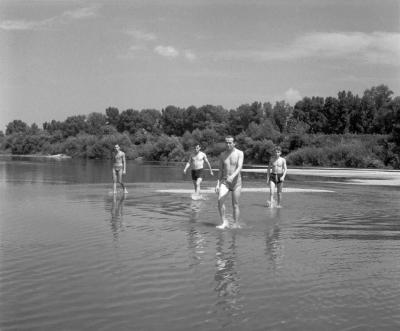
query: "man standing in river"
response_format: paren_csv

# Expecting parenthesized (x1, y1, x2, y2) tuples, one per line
(183, 143, 214, 196)
(112, 144, 128, 194)
(215, 136, 244, 229)
(266, 146, 287, 208)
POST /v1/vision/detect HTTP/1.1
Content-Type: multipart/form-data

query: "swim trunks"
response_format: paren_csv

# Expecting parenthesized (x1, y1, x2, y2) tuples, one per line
(113, 165, 123, 173)
(269, 173, 283, 185)
(221, 175, 242, 191)
(191, 168, 204, 181)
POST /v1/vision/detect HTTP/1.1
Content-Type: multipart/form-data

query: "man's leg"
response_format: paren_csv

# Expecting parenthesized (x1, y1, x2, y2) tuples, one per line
(112, 169, 118, 194)
(216, 184, 230, 229)
(195, 177, 202, 195)
(269, 181, 276, 207)
(277, 182, 283, 207)
(231, 185, 241, 225)
(117, 171, 127, 193)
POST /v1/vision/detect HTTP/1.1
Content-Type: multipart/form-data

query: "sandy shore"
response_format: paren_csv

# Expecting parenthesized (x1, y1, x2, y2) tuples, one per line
(242, 167, 400, 186)
(0, 153, 71, 159)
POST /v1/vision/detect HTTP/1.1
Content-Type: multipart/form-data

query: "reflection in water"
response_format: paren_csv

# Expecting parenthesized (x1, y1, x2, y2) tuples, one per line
(186, 226, 206, 268)
(190, 200, 203, 222)
(214, 232, 243, 317)
(264, 209, 283, 268)
(187, 200, 206, 268)
(109, 193, 126, 241)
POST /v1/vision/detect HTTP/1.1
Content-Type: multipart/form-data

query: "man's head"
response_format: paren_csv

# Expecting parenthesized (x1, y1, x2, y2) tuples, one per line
(194, 143, 201, 153)
(274, 146, 281, 156)
(225, 136, 235, 150)
(115, 144, 120, 151)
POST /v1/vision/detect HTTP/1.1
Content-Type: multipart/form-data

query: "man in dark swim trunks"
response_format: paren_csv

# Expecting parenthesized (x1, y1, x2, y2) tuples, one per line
(266, 146, 287, 208)
(183, 143, 214, 196)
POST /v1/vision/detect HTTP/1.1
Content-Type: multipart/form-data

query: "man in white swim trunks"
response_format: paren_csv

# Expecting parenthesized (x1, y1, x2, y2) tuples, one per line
(112, 144, 128, 194)
(266, 146, 287, 207)
(183, 143, 214, 196)
(215, 136, 244, 229)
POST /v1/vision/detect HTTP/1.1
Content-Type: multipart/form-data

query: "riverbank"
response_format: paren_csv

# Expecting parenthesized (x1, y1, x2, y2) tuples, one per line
(243, 166, 400, 186)
(0, 153, 71, 159)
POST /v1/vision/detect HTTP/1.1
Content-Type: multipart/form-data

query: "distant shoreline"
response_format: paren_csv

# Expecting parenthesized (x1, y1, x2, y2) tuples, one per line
(0, 153, 71, 159)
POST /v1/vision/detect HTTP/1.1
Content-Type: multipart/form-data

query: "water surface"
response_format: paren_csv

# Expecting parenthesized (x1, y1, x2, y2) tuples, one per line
(1, 157, 399, 330)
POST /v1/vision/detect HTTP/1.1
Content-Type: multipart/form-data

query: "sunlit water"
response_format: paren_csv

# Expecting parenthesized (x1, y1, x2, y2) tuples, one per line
(1, 157, 400, 330)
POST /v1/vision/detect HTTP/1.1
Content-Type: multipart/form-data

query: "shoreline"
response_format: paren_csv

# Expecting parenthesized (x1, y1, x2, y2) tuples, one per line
(1, 154, 399, 186)
(0, 153, 71, 159)
(242, 167, 400, 186)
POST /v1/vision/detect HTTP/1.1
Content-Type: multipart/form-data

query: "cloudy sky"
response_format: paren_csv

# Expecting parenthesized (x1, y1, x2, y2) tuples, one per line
(1, 0, 399, 130)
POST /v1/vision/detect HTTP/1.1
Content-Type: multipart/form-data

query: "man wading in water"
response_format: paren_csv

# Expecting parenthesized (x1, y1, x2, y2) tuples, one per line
(215, 136, 244, 229)
(266, 146, 287, 208)
(112, 144, 128, 194)
(183, 143, 214, 197)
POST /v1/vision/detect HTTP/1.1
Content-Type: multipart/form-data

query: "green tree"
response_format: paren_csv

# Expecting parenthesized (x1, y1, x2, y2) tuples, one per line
(162, 106, 186, 136)
(140, 109, 162, 133)
(322, 97, 340, 133)
(118, 109, 141, 133)
(62, 115, 88, 137)
(6, 120, 29, 135)
(293, 97, 326, 133)
(29, 123, 41, 135)
(87, 112, 107, 135)
(229, 102, 265, 135)
(105, 107, 120, 128)
(273, 101, 293, 133)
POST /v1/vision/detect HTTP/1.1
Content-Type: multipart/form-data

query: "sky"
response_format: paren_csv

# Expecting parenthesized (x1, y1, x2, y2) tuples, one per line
(1, 0, 399, 131)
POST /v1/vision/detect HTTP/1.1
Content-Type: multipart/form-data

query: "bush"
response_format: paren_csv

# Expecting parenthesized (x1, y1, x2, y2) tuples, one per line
(287, 142, 385, 168)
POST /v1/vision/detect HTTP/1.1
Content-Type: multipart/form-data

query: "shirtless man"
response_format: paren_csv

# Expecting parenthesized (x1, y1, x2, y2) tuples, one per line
(215, 136, 244, 229)
(112, 144, 128, 194)
(266, 146, 287, 208)
(183, 143, 213, 196)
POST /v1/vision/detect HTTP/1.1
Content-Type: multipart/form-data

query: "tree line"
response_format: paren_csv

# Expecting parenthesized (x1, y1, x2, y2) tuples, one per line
(1, 84, 399, 168)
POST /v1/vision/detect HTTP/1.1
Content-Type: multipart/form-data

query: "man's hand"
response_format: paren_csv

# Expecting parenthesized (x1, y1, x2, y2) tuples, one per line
(226, 175, 234, 183)
(215, 184, 220, 194)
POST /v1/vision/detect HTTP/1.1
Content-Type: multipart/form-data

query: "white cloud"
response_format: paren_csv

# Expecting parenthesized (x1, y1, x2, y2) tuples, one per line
(214, 32, 400, 66)
(62, 6, 99, 20)
(0, 20, 41, 31)
(154, 45, 179, 58)
(0, 6, 99, 31)
(284, 88, 302, 105)
(126, 29, 157, 41)
(184, 50, 197, 61)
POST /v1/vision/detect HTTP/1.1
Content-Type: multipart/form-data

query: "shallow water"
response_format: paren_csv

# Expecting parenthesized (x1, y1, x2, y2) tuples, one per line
(1, 157, 400, 330)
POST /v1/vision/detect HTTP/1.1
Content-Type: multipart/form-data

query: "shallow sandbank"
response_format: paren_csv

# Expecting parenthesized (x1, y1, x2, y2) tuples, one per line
(242, 167, 400, 186)
(0, 153, 71, 159)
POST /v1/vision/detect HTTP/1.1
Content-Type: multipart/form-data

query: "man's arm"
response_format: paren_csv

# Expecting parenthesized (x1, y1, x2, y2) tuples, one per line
(122, 153, 127, 174)
(215, 155, 223, 192)
(227, 150, 243, 182)
(183, 157, 191, 174)
(204, 154, 214, 175)
(266, 161, 271, 182)
(281, 158, 287, 181)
